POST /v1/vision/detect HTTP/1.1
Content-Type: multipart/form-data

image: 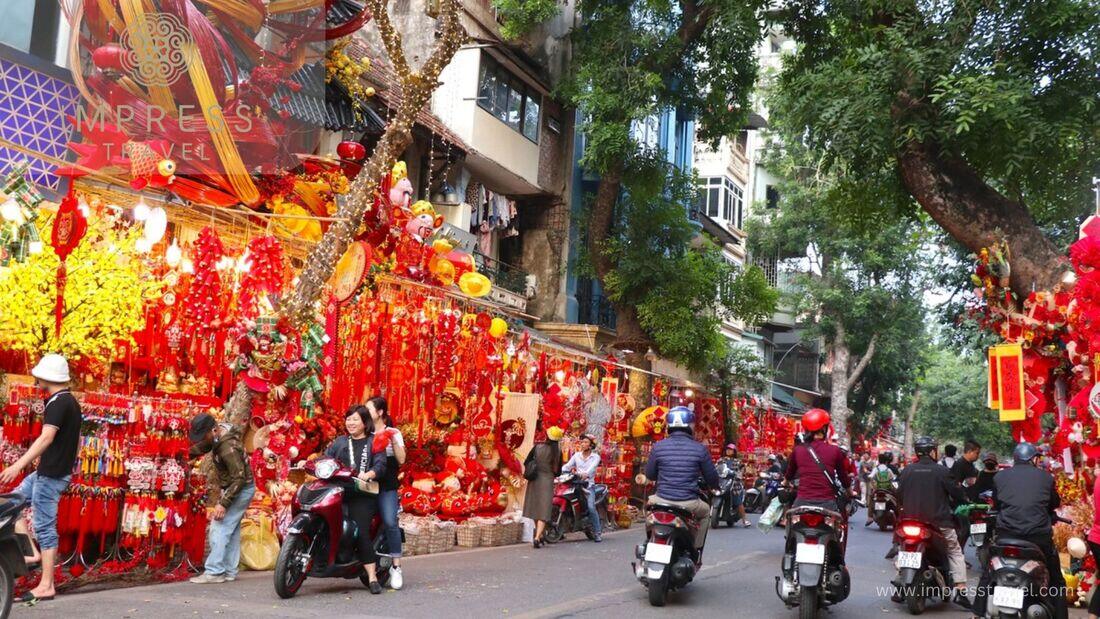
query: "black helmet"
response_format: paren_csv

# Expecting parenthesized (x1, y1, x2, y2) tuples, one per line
(914, 436, 937, 457)
(878, 451, 893, 464)
(1013, 442, 1038, 463)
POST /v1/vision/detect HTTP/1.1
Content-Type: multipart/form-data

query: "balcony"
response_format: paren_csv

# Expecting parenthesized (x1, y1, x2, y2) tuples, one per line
(473, 251, 530, 312)
(577, 283, 617, 331)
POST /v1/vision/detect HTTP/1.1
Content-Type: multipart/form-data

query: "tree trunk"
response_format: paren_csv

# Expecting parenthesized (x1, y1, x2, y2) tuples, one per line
(895, 138, 1066, 300)
(828, 323, 877, 449)
(903, 389, 921, 460)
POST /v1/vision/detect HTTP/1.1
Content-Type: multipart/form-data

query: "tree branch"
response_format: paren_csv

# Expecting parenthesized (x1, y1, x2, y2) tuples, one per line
(846, 332, 877, 389)
(367, 0, 410, 81)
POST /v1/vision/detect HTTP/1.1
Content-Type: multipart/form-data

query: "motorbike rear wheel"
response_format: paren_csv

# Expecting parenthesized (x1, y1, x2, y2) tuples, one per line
(544, 508, 565, 544)
(799, 585, 819, 619)
(903, 572, 926, 615)
(274, 533, 310, 599)
(647, 568, 670, 606)
(0, 557, 12, 619)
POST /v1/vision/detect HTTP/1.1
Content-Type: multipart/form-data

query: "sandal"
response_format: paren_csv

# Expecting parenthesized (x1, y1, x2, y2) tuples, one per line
(19, 592, 54, 604)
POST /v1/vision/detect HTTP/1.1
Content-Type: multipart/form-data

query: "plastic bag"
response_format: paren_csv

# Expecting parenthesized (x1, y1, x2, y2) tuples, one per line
(757, 497, 785, 533)
(240, 514, 280, 571)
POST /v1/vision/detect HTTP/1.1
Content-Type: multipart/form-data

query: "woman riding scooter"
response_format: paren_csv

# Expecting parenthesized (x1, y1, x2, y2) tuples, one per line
(715, 445, 752, 528)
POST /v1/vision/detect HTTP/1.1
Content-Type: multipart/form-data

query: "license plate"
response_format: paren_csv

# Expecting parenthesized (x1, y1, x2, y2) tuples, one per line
(992, 586, 1025, 610)
(970, 522, 987, 534)
(874, 502, 886, 510)
(644, 542, 673, 564)
(795, 543, 825, 565)
(896, 551, 922, 569)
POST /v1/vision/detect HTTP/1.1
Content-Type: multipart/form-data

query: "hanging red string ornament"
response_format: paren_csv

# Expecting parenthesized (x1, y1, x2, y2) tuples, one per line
(50, 186, 88, 337)
(183, 227, 226, 330)
(238, 235, 285, 320)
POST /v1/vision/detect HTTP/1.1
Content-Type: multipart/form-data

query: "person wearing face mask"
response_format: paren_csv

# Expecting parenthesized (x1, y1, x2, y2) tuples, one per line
(0, 354, 82, 603)
(187, 413, 256, 585)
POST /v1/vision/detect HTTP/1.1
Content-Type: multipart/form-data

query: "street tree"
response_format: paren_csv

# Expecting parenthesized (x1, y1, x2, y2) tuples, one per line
(498, 0, 772, 369)
(771, 0, 1099, 300)
(915, 347, 1014, 455)
(749, 139, 930, 446)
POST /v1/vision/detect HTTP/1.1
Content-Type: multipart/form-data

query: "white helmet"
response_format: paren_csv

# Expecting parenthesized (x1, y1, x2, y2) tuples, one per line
(31, 354, 70, 384)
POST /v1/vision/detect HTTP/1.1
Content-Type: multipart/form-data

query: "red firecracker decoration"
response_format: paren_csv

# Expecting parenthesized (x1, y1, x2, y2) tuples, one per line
(183, 227, 225, 329)
(238, 235, 285, 319)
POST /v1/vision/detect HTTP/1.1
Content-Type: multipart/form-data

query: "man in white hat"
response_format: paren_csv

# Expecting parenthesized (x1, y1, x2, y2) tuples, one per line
(0, 353, 83, 603)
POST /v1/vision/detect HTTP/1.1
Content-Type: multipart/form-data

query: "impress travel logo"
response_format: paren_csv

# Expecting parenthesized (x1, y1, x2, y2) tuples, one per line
(118, 12, 193, 87)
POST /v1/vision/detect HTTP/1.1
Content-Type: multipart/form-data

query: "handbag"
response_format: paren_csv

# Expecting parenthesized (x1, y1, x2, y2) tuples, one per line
(523, 446, 540, 481)
(349, 437, 380, 495)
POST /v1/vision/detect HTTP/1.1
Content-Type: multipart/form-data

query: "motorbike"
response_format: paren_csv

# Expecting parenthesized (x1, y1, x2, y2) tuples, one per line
(891, 519, 956, 615)
(0, 494, 32, 619)
(966, 493, 995, 570)
(711, 461, 744, 528)
(544, 473, 608, 543)
(775, 505, 852, 619)
(745, 471, 782, 513)
(274, 458, 401, 599)
(981, 515, 1072, 619)
(871, 487, 899, 531)
(632, 482, 712, 607)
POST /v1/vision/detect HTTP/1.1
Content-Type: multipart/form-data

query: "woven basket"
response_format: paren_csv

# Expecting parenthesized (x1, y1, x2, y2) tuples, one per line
(456, 523, 480, 548)
(429, 524, 456, 554)
(405, 529, 429, 556)
(481, 521, 512, 546)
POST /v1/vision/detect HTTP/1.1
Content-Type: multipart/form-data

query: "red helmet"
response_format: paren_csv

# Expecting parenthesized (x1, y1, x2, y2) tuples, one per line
(802, 408, 831, 432)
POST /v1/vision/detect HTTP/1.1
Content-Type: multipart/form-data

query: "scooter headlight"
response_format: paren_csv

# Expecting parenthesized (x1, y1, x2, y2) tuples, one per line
(314, 459, 339, 480)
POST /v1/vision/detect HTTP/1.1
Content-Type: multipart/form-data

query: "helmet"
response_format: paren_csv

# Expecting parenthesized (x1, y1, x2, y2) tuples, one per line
(878, 451, 893, 464)
(666, 406, 695, 432)
(914, 436, 937, 457)
(802, 408, 831, 432)
(1013, 442, 1038, 463)
(724, 443, 736, 452)
(982, 452, 998, 465)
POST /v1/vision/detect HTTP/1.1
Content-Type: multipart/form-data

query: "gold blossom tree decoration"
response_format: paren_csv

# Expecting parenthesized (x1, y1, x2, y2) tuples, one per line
(223, 0, 468, 426)
(0, 211, 163, 363)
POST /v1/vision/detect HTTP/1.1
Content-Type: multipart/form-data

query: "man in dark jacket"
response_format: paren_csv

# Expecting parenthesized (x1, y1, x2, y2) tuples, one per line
(972, 442, 1066, 619)
(188, 413, 257, 584)
(644, 406, 719, 550)
(895, 436, 969, 608)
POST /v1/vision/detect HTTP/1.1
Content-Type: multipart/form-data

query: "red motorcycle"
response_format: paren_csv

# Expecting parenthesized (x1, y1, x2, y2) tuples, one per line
(544, 473, 609, 543)
(274, 458, 399, 598)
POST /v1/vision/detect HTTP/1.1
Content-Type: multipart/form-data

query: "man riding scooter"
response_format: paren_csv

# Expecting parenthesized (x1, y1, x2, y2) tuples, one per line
(643, 406, 720, 555)
(894, 436, 970, 609)
(971, 442, 1067, 619)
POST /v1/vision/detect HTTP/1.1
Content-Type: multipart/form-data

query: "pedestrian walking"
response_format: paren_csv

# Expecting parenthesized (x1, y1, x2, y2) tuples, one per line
(188, 413, 257, 584)
(523, 425, 563, 548)
(939, 444, 957, 469)
(367, 396, 407, 590)
(0, 354, 82, 603)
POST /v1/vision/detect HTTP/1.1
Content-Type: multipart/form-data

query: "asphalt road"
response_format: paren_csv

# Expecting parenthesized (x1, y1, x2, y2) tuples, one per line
(15, 510, 1091, 618)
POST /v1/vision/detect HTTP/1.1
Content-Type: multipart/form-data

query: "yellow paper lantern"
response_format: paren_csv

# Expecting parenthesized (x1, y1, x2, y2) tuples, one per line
(489, 317, 508, 338)
(458, 271, 491, 297)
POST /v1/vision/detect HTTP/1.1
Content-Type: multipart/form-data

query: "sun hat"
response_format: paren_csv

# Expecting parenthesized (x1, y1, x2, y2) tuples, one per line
(31, 354, 70, 384)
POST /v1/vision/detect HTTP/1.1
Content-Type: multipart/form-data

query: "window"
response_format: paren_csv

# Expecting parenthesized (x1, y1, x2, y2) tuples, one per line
(734, 130, 748, 155)
(0, 0, 60, 62)
(631, 114, 660, 150)
(766, 185, 780, 210)
(697, 176, 745, 228)
(478, 55, 540, 142)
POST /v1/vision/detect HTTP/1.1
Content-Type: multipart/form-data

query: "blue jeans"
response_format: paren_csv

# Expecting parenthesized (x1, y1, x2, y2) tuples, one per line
(378, 489, 403, 558)
(584, 487, 602, 537)
(16, 472, 70, 550)
(204, 483, 256, 578)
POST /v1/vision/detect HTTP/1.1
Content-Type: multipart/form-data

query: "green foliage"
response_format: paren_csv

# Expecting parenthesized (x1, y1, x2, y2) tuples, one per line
(491, 0, 561, 40)
(748, 135, 930, 428)
(772, 0, 1099, 240)
(602, 159, 776, 371)
(915, 348, 1014, 455)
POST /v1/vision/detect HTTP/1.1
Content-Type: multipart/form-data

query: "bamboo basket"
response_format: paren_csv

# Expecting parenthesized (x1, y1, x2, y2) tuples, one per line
(456, 523, 480, 548)
(429, 522, 456, 553)
(480, 521, 511, 546)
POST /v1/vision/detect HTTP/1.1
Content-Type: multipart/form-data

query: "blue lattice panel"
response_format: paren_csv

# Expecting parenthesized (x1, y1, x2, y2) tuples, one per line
(0, 57, 79, 192)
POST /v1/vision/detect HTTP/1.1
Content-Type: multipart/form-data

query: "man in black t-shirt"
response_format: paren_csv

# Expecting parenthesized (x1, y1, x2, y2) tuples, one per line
(0, 354, 82, 602)
(949, 439, 981, 548)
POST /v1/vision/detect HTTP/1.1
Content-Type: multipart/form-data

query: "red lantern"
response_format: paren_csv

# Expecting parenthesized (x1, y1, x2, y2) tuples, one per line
(336, 140, 366, 161)
(91, 44, 124, 70)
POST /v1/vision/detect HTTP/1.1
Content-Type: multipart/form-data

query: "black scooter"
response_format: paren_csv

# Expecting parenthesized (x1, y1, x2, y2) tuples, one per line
(711, 461, 744, 528)
(980, 515, 1072, 619)
(632, 482, 712, 607)
(891, 519, 956, 614)
(775, 505, 852, 619)
(0, 493, 34, 619)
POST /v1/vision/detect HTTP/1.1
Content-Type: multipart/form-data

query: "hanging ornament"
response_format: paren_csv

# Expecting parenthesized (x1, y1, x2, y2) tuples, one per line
(238, 235, 286, 319)
(50, 186, 88, 337)
(0, 160, 45, 266)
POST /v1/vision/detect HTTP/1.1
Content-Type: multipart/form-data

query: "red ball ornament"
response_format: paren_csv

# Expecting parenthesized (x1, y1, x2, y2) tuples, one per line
(337, 140, 366, 161)
(92, 44, 125, 70)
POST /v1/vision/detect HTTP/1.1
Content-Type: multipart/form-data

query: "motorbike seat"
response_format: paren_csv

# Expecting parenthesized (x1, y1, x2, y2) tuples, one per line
(649, 503, 698, 521)
(0, 494, 27, 519)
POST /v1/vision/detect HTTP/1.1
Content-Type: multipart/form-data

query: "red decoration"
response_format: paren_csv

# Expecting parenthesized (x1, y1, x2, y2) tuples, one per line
(237, 235, 285, 319)
(50, 186, 88, 337)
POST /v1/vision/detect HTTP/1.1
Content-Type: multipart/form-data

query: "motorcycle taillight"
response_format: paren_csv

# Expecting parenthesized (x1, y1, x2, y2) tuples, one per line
(799, 513, 823, 527)
(651, 511, 677, 525)
(900, 524, 924, 539)
(1002, 546, 1020, 558)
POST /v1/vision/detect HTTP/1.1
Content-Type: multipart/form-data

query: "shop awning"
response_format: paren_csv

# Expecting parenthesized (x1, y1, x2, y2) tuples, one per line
(770, 384, 807, 412)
